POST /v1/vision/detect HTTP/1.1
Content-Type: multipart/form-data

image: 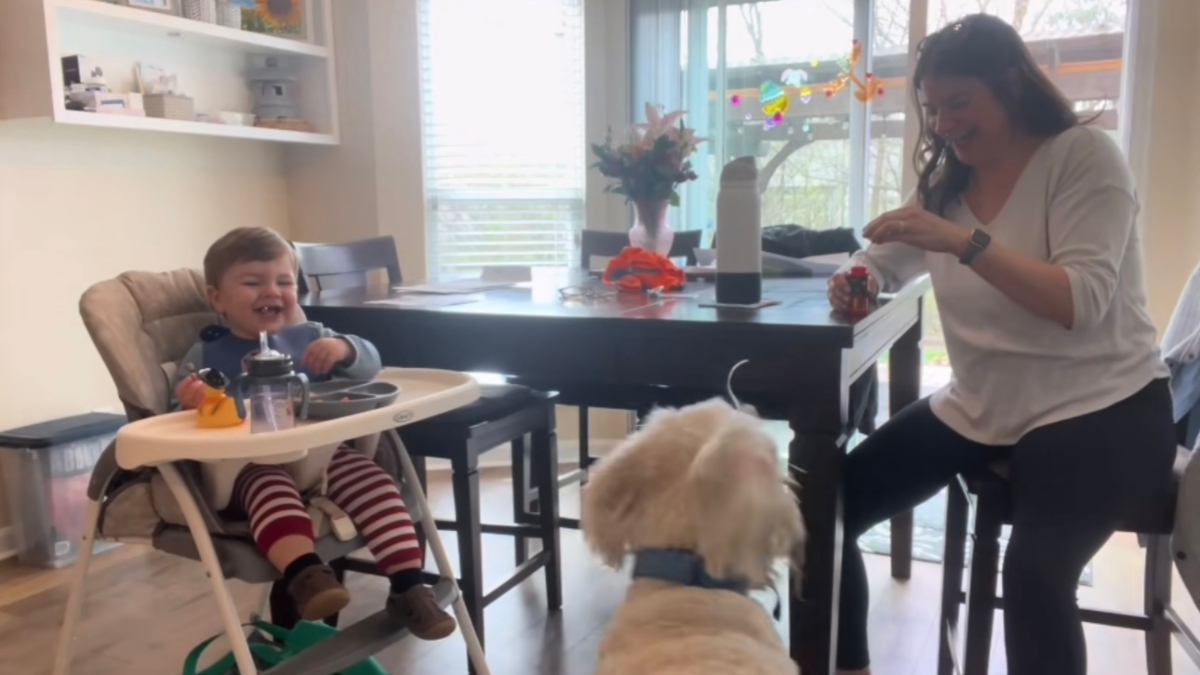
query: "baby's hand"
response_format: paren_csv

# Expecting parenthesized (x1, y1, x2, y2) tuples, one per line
(175, 375, 206, 410)
(303, 338, 354, 375)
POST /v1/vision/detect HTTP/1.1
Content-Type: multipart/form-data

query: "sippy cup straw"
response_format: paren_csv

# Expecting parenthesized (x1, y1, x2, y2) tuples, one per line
(258, 331, 280, 430)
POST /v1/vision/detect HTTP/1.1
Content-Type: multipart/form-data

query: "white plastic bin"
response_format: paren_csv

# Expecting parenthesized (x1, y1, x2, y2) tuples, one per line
(0, 412, 125, 568)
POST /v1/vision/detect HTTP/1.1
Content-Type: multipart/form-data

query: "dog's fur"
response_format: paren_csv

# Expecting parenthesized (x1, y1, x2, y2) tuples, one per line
(582, 398, 805, 675)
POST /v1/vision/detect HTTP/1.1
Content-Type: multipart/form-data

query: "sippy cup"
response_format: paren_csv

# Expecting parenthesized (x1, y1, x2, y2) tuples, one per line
(232, 331, 310, 433)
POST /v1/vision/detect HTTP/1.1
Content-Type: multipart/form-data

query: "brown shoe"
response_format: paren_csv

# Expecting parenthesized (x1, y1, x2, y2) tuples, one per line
(288, 564, 351, 622)
(387, 585, 457, 640)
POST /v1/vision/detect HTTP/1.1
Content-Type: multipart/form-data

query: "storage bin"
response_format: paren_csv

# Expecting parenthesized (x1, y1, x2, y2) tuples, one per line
(144, 93, 196, 121)
(0, 412, 125, 568)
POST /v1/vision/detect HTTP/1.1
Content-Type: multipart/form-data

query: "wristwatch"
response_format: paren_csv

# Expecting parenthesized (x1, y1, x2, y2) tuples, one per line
(959, 228, 991, 266)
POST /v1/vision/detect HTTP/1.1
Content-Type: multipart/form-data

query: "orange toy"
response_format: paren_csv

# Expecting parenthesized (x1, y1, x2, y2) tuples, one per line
(602, 247, 687, 293)
(195, 368, 245, 429)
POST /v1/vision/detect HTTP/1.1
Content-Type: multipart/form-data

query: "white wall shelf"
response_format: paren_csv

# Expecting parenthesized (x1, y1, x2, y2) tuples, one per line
(56, 108, 338, 144)
(0, 0, 340, 145)
(54, 0, 332, 59)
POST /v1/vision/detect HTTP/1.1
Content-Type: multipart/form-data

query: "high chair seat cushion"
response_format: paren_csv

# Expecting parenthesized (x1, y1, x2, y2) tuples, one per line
(154, 527, 368, 584)
(80, 269, 217, 419)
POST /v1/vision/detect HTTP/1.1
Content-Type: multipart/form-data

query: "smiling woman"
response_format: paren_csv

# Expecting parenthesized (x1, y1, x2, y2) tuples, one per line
(826, 12, 1174, 675)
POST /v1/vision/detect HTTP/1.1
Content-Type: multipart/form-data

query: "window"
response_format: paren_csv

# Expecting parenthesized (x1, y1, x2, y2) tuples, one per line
(629, 0, 1130, 349)
(631, 0, 889, 245)
(417, 0, 586, 280)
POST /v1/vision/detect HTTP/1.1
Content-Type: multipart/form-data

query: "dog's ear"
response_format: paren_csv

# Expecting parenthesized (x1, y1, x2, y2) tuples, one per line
(581, 434, 648, 570)
(687, 414, 804, 589)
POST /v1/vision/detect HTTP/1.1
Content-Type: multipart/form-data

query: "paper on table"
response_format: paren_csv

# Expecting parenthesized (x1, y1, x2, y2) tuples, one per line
(692, 249, 850, 277)
(392, 279, 516, 295)
(364, 295, 480, 308)
(762, 252, 849, 277)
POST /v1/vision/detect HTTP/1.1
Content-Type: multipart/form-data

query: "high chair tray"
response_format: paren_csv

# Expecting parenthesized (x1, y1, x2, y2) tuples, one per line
(115, 368, 480, 470)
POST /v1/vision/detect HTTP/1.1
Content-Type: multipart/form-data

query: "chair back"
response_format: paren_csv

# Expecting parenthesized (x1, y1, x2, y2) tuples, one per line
(79, 270, 218, 421)
(1163, 260, 1200, 449)
(294, 236, 402, 293)
(579, 230, 702, 270)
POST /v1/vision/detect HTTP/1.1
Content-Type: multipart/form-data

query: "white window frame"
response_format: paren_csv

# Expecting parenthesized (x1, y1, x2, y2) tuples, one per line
(418, 0, 588, 281)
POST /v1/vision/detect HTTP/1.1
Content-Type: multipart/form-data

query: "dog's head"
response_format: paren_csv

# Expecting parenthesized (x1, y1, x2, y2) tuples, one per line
(581, 398, 805, 590)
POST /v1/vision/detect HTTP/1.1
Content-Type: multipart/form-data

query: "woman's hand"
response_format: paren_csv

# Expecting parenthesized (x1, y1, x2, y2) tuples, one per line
(828, 269, 879, 313)
(864, 206, 971, 256)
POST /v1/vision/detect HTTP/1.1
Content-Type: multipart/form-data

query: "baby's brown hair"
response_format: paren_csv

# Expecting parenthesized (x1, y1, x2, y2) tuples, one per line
(203, 227, 297, 287)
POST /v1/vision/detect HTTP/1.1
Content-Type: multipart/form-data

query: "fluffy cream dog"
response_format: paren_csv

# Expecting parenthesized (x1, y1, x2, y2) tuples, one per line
(582, 398, 805, 675)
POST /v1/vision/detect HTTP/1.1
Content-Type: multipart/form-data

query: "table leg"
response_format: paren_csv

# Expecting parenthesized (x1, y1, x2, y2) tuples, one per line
(792, 420, 848, 675)
(888, 302, 923, 581)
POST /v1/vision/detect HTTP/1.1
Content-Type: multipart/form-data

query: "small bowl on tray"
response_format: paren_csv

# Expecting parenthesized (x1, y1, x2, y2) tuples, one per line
(299, 380, 402, 420)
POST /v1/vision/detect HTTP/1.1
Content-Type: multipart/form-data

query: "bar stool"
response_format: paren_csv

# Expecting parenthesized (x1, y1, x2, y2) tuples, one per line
(938, 422, 1196, 675)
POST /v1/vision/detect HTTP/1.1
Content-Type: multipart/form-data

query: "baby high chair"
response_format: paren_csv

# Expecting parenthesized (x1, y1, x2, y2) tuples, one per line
(52, 268, 491, 675)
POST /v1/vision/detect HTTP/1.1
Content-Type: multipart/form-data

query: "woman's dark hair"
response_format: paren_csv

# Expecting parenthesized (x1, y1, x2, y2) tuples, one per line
(912, 13, 1089, 215)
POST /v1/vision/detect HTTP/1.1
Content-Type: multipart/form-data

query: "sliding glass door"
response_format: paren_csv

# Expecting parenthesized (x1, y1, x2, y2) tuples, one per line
(630, 0, 908, 244)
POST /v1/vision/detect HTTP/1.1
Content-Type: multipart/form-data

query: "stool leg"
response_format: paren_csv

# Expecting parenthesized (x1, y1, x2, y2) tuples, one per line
(578, 406, 592, 484)
(452, 453, 486, 671)
(963, 489, 1003, 675)
(891, 510, 914, 581)
(1145, 534, 1174, 675)
(532, 417, 563, 611)
(511, 435, 530, 565)
(940, 482, 970, 675)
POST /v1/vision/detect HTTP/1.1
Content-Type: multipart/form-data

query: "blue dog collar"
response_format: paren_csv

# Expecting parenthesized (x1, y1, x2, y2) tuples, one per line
(631, 548, 750, 595)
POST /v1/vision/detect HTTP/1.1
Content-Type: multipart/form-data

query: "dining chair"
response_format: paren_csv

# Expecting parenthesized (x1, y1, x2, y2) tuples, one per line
(292, 236, 563, 660)
(579, 229, 702, 272)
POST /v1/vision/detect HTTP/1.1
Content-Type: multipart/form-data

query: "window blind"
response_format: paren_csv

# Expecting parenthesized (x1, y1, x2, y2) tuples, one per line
(417, 0, 586, 280)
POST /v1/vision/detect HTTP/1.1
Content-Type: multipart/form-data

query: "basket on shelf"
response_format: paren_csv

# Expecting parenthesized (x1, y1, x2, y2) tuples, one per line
(215, 1, 241, 29)
(144, 94, 196, 121)
(182, 0, 216, 23)
(255, 119, 314, 133)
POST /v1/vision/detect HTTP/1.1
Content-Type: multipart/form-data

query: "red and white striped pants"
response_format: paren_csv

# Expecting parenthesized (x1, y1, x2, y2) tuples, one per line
(232, 447, 422, 575)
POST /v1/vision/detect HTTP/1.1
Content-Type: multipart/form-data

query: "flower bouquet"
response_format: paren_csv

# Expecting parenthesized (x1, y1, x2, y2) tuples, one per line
(590, 103, 705, 255)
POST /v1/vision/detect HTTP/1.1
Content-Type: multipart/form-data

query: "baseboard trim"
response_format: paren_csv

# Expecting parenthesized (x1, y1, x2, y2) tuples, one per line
(423, 438, 622, 472)
(0, 527, 16, 562)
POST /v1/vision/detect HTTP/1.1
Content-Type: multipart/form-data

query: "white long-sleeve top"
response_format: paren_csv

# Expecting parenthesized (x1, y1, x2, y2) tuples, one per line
(853, 124, 1168, 446)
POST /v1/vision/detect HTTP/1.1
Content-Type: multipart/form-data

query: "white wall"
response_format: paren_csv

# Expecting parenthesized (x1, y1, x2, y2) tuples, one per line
(0, 123, 290, 529)
(1137, 0, 1200, 331)
(287, 0, 635, 450)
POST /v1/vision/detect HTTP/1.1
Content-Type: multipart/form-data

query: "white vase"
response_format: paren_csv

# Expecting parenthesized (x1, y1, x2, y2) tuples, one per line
(628, 199, 675, 257)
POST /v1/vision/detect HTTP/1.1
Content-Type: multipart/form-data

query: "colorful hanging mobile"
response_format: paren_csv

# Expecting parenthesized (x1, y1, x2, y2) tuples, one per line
(823, 39, 884, 103)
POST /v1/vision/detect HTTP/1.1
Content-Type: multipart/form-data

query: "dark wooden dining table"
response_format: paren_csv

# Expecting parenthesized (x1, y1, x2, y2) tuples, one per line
(301, 268, 929, 675)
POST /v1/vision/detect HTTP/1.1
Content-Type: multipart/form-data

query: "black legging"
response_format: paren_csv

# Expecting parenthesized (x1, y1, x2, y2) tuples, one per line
(838, 377, 1177, 674)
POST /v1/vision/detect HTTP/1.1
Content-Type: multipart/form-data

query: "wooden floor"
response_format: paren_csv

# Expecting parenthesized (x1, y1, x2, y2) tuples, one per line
(3, 468, 1200, 675)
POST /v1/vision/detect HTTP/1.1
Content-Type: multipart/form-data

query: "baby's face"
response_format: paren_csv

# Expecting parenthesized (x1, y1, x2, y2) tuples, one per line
(207, 256, 300, 339)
